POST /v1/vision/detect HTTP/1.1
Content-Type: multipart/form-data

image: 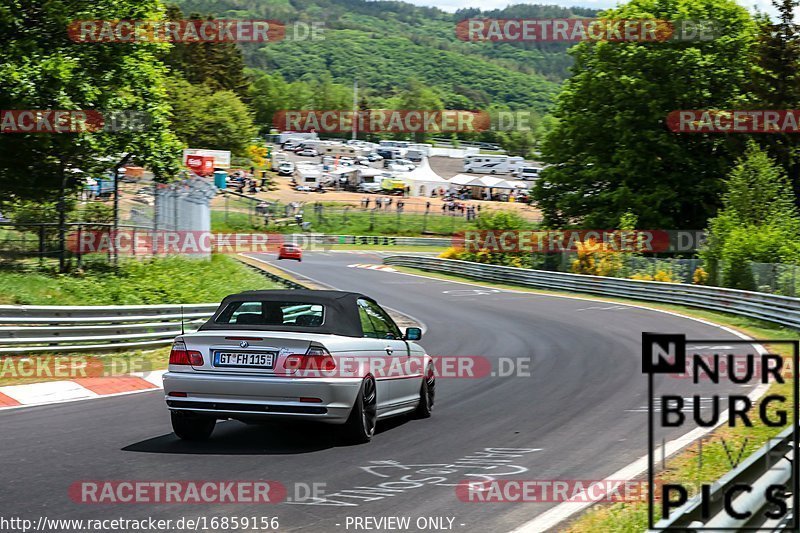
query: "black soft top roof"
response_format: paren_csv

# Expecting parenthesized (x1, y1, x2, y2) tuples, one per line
(197, 289, 372, 337)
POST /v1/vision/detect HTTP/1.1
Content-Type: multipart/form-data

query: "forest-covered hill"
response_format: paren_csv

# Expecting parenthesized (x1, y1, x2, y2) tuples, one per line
(173, 0, 599, 111)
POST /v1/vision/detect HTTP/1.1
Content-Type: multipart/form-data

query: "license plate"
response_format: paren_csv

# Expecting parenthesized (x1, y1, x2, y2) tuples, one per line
(213, 351, 275, 369)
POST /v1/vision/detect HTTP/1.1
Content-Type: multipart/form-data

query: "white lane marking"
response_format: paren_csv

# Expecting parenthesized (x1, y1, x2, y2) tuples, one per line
(575, 305, 629, 311)
(442, 289, 501, 296)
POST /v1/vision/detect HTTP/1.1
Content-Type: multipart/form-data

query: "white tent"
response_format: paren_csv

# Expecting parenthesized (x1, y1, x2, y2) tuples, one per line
(501, 180, 531, 190)
(448, 174, 481, 186)
(395, 158, 449, 196)
(473, 176, 509, 188)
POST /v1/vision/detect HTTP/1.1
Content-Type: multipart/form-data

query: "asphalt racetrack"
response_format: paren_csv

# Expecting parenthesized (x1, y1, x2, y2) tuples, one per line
(0, 251, 762, 532)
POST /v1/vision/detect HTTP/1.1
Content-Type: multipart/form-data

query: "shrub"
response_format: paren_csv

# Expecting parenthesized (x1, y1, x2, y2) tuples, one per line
(692, 266, 709, 285)
(438, 246, 464, 259)
(571, 237, 624, 277)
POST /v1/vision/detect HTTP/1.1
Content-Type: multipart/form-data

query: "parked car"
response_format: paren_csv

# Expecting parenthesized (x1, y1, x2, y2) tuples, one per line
(357, 182, 382, 193)
(354, 156, 371, 166)
(297, 149, 319, 157)
(277, 243, 302, 261)
(295, 185, 314, 191)
(386, 161, 415, 172)
(163, 290, 434, 443)
(282, 140, 302, 151)
(277, 162, 295, 176)
(367, 152, 384, 162)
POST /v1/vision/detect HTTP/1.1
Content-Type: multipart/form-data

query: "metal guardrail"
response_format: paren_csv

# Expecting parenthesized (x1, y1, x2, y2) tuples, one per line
(652, 426, 795, 530)
(381, 256, 800, 330)
(0, 266, 307, 354)
(0, 303, 218, 354)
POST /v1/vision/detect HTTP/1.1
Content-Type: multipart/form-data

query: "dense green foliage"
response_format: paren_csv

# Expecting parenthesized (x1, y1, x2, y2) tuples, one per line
(173, 0, 597, 113)
(700, 143, 800, 289)
(0, 0, 183, 202)
(0, 255, 277, 305)
(750, 0, 800, 207)
(164, 6, 251, 98)
(167, 77, 257, 156)
(533, 0, 757, 230)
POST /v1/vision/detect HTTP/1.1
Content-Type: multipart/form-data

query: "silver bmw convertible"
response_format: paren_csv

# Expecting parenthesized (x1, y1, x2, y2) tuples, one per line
(163, 290, 434, 443)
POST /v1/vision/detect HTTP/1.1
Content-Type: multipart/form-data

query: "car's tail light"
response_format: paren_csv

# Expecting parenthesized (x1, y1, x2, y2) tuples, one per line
(283, 344, 335, 372)
(169, 340, 204, 366)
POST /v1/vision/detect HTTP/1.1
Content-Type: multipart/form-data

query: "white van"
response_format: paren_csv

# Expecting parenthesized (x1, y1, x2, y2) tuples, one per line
(464, 155, 510, 174)
(517, 167, 541, 181)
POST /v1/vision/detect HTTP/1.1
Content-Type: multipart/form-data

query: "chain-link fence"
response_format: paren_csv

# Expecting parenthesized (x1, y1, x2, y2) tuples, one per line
(0, 175, 216, 269)
(212, 194, 494, 235)
(749, 262, 800, 297)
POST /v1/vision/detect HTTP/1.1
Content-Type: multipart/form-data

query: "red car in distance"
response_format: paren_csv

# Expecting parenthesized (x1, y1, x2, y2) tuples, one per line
(277, 243, 302, 261)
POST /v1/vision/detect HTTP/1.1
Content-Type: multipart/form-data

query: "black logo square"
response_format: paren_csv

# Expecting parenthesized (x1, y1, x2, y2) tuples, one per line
(642, 332, 685, 374)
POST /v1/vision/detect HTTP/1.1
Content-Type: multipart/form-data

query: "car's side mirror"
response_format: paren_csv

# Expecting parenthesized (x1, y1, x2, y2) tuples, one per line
(404, 327, 422, 341)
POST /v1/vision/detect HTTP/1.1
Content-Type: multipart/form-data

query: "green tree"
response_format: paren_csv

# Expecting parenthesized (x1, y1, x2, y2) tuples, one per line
(750, 0, 800, 206)
(163, 6, 250, 99)
(167, 77, 257, 155)
(700, 143, 800, 288)
(0, 0, 182, 203)
(533, 0, 756, 229)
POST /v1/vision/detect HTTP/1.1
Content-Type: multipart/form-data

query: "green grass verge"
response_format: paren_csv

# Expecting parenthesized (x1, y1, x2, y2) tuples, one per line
(0, 254, 280, 305)
(0, 255, 284, 386)
(392, 265, 798, 533)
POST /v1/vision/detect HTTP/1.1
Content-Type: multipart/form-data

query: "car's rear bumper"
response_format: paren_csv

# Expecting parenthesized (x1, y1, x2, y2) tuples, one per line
(163, 371, 361, 423)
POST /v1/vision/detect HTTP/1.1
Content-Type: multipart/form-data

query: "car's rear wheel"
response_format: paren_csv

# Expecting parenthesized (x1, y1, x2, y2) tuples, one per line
(171, 411, 216, 441)
(415, 366, 435, 418)
(343, 376, 377, 444)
